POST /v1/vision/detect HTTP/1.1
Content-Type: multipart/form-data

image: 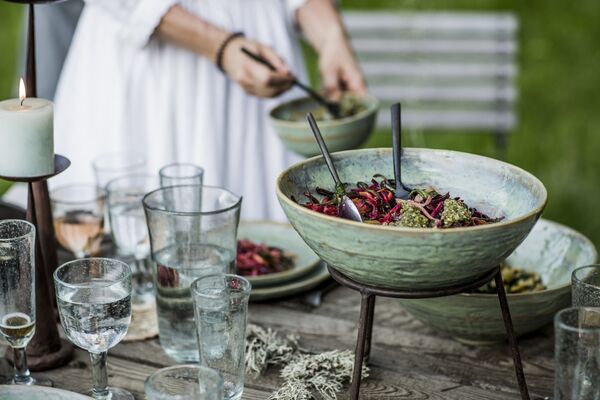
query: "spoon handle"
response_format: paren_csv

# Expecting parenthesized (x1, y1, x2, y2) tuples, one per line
(307, 113, 342, 186)
(391, 103, 404, 195)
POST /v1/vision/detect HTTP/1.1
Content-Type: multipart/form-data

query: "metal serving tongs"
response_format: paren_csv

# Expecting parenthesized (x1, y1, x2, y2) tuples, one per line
(391, 103, 411, 199)
(306, 113, 362, 222)
(241, 47, 342, 118)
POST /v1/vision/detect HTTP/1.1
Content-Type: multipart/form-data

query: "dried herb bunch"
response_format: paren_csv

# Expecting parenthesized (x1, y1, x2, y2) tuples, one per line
(298, 174, 503, 228)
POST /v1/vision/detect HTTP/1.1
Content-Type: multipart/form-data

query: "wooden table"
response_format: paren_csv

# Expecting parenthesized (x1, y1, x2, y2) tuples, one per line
(0, 285, 554, 399)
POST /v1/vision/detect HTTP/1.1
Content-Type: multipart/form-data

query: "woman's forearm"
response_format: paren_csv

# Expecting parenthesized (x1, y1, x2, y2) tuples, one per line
(155, 5, 229, 63)
(296, 0, 347, 53)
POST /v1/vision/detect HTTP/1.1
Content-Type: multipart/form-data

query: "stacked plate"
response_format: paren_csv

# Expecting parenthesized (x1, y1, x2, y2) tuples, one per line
(237, 221, 328, 301)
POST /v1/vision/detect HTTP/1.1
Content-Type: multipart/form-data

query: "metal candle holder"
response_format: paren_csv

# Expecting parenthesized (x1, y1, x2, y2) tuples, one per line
(2, 0, 74, 370)
(327, 265, 531, 400)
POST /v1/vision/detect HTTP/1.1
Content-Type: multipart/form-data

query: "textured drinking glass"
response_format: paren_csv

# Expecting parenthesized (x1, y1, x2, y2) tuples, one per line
(572, 265, 600, 307)
(143, 185, 242, 362)
(555, 307, 600, 400)
(0, 220, 45, 386)
(191, 274, 251, 400)
(107, 174, 159, 303)
(159, 163, 204, 187)
(145, 365, 223, 400)
(92, 152, 147, 190)
(54, 258, 133, 400)
(51, 184, 105, 258)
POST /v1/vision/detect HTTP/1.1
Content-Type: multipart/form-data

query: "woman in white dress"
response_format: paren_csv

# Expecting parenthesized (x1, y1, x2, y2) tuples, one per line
(55, 0, 365, 220)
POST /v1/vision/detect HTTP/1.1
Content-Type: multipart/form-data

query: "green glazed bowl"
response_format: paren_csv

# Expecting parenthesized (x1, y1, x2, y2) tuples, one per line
(399, 219, 597, 344)
(276, 148, 547, 289)
(269, 95, 379, 157)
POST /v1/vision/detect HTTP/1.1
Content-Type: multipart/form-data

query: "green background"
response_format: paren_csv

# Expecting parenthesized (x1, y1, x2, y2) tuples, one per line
(1, 0, 599, 249)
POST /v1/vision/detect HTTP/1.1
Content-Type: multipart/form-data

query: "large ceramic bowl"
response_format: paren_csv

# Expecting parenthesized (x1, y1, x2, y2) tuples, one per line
(399, 219, 597, 344)
(276, 148, 547, 289)
(269, 95, 379, 157)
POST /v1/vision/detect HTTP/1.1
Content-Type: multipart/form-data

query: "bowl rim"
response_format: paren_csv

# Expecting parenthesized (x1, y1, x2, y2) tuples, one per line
(276, 147, 548, 236)
(268, 94, 380, 128)
(459, 218, 598, 298)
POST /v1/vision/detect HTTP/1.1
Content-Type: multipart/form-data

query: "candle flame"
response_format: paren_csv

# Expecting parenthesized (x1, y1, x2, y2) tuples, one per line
(19, 78, 26, 105)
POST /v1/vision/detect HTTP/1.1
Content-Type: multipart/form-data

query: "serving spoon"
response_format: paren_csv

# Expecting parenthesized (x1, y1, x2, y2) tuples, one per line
(306, 113, 362, 222)
(391, 103, 411, 199)
(241, 47, 342, 118)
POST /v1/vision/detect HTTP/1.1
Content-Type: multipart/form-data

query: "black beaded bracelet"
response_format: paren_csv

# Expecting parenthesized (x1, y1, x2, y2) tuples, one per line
(216, 31, 244, 73)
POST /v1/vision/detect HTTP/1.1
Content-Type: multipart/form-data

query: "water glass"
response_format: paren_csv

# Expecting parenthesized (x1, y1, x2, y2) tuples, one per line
(145, 365, 223, 400)
(54, 258, 133, 400)
(51, 184, 105, 258)
(159, 163, 204, 187)
(143, 185, 242, 362)
(191, 274, 251, 400)
(0, 220, 48, 386)
(107, 174, 159, 303)
(92, 152, 147, 190)
(572, 265, 600, 306)
(555, 307, 600, 400)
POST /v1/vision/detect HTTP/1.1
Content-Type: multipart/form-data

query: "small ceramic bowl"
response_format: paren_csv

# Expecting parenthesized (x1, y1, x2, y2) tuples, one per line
(399, 219, 598, 344)
(269, 95, 379, 157)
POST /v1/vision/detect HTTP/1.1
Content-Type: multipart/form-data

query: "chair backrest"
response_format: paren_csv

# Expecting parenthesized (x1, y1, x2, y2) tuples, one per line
(343, 11, 518, 132)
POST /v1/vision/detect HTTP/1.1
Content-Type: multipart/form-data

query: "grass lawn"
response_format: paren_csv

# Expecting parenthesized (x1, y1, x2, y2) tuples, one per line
(0, 0, 599, 249)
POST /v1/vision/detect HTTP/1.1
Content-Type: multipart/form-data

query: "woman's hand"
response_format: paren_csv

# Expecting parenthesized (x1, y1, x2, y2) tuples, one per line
(318, 31, 366, 101)
(221, 37, 295, 98)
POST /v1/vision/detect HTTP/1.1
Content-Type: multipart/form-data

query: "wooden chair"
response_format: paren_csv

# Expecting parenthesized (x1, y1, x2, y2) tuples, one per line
(343, 11, 518, 157)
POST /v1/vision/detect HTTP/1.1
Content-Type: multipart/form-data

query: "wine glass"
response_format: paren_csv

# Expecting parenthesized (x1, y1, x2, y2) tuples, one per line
(0, 219, 50, 386)
(106, 174, 159, 303)
(54, 258, 134, 400)
(51, 184, 105, 258)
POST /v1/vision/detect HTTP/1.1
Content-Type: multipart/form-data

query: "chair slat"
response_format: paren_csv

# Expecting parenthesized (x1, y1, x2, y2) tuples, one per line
(344, 12, 518, 33)
(370, 85, 516, 104)
(361, 61, 516, 79)
(376, 110, 516, 131)
(352, 38, 517, 55)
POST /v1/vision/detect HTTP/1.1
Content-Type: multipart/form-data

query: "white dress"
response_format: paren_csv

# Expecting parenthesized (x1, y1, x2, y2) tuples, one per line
(54, 0, 307, 220)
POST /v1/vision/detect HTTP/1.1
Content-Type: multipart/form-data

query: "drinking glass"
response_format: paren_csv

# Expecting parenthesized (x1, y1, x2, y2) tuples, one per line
(143, 185, 241, 362)
(106, 174, 159, 303)
(51, 184, 104, 258)
(0, 220, 48, 386)
(572, 265, 600, 306)
(145, 365, 223, 400)
(191, 274, 251, 400)
(555, 307, 600, 400)
(54, 258, 133, 400)
(92, 152, 147, 190)
(159, 163, 204, 187)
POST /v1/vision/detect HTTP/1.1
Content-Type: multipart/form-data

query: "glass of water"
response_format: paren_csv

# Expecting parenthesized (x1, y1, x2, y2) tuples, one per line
(106, 174, 159, 303)
(143, 185, 241, 362)
(0, 220, 50, 386)
(572, 265, 600, 306)
(145, 364, 223, 400)
(191, 274, 251, 400)
(555, 307, 600, 400)
(159, 163, 204, 187)
(92, 152, 147, 190)
(54, 258, 133, 400)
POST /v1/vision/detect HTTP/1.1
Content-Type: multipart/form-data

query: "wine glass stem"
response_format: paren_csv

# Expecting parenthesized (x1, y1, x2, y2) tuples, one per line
(90, 351, 109, 398)
(12, 346, 33, 385)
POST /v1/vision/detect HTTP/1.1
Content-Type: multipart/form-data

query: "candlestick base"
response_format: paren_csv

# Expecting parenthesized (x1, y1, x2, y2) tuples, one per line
(4, 339, 73, 372)
(0, 154, 74, 371)
(0, 154, 70, 182)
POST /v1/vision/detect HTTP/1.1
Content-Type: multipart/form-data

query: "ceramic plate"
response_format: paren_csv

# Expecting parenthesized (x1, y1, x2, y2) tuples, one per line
(238, 221, 320, 288)
(0, 385, 92, 400)
(250, 262, 330, 301)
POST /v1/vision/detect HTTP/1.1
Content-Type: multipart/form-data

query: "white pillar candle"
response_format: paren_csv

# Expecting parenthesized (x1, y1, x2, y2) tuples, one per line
(0, 79, 54, 178)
